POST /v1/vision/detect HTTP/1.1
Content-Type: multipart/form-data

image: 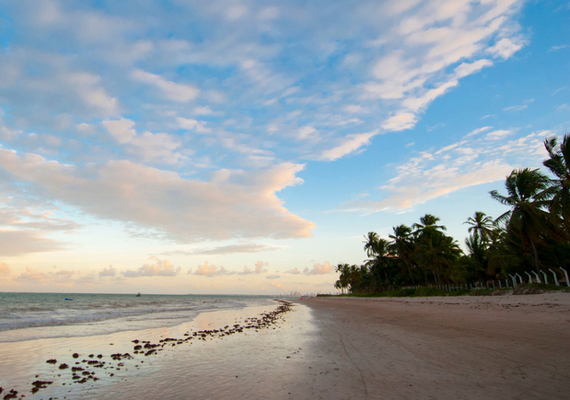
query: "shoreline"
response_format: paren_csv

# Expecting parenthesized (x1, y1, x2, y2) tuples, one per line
(2, 294, 569, 399)
(0, 300, 304, 399)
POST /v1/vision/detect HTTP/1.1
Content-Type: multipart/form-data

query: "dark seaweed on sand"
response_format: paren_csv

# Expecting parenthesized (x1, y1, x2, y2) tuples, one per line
(7, 301, 292, 398)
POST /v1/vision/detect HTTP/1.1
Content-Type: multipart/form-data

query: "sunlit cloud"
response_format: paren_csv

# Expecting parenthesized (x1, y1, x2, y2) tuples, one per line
(0, 150, 315, 242)
(0, 262, 11, 275)
(193, 261, 233, 277)
(239, 261, 268, 275)
(99, 265, 117, 278)
(14, 266, 77, 286)
(123, 257, 180, 278)
(304, 261, 334, 275)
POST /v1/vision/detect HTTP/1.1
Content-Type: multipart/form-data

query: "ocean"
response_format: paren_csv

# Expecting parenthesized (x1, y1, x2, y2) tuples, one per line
(0, 292, 315, 399)
(0, 292, 276, 342)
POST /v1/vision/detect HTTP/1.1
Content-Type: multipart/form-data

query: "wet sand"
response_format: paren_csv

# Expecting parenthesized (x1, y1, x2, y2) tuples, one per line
(1, 294, 569, 399)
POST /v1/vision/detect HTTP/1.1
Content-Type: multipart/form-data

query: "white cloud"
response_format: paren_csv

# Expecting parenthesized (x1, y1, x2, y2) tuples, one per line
(0, 262, 11, 275)
(66, 73, 119, 113)
(176, 243, 278, 256)
(99, 265, 116, 277)
(485, 129, 512, 140)
(128, 131, 184, 164)
(0, 150, 315, 242)
(0, 0, 527, 171)
(123, 257, 180, 277)
(343, 105, 369, 114)
(360, 0, 524, 133)
(286, 267, 300, 274)
(193, 106, 219, 116)
(101, 119, 183, 163)
(382, 113, 417, 131)
(296, 126, 319, 141)
(102, 118, 137, 144)
(177, 117, 212, 133)
(487, 38, 523, 59)
(132, 69, 200, 102)
(14, 266, 51, 284)
(503, 104, 527, 112)
(0, 230, 65, 256)
(345, 128, 549, 213)
(304, 261, 333, 275)
(239, 261, 268, 275)
(319, 131, 378, 161)
(454, 60, 494, 78)
(465, 126, 492, 137)
(226, 5, 247, 20)
(14, 266, 77, 286)
(194, 261, 232, 276)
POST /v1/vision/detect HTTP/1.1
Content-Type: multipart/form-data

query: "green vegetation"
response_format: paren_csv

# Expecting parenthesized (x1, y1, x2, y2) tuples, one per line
(334, 134, 570, 295)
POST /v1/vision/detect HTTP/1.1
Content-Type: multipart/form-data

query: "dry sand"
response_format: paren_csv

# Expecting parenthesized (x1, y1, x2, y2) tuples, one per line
(1, 294, 569, 399)
(300, 293, 570, 400)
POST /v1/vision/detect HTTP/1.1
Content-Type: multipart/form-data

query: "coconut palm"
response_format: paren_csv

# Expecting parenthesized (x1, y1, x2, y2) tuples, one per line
(464, 211, 495, 245)
(363, 232, 381, 257)
(412, 214, 446, 238)
(415, 232, 461, 285)
(364, 237, 391, 289)
(490, 168, 555, 272)
(543, 134, 570, 231)
(335, 263, 351, 294)
(389, 224, 415, 285)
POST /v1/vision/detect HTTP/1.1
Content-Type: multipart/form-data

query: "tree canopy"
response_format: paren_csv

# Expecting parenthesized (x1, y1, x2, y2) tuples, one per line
(334, 133, 570, 294)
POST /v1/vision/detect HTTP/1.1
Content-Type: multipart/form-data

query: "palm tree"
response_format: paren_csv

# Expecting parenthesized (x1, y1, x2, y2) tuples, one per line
(412, 214, 458, 285)
(363, 232, 380, 257)
(415, 232, 461, 285)
(389, 224, 415, 285)
(464, 211, 494, 245)
(464, 230, 488, 279)
(335, 263, 351, 294)
(543, 134, 570, 231)
(490, 168, 555, 273)
(412, 214, 446, 238)
(364, 238, 391, 290)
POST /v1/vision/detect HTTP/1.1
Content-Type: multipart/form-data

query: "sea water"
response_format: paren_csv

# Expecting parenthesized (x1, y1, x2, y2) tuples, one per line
(0, 292, 275, 342)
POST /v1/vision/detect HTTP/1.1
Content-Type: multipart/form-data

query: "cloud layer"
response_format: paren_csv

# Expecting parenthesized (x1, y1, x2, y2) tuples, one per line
(348, 128, 551, 213)
(0, 0, 527, 254)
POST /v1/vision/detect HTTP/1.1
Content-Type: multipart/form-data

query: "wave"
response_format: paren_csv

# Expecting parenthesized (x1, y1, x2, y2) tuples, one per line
(0, 295, 247, 332)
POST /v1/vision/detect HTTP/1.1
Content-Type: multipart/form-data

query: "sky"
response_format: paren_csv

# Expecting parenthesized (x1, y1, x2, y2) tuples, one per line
(0, 0, 568, 295)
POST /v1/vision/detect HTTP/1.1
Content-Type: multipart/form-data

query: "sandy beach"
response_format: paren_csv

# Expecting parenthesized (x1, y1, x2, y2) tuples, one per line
(300, 293, 570, 400)
(1, 294, 569, 399)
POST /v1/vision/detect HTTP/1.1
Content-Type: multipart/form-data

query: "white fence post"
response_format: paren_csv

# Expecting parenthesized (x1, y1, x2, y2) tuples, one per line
(516, 273, 524, 284)
(540, 270, 548, 285)
(549, 269, 559, 286)
(532, 271, 541, 283)
(560, 267, 570, 287)
(509, 274, 517, 287)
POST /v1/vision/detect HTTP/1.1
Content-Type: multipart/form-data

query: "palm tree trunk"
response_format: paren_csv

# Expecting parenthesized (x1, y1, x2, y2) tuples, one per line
(529, 235, 540, 274)
(404, 259, 415, 285)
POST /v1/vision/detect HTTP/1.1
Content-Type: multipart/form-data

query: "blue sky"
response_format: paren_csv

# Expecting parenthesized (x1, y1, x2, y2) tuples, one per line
(0, 0, 568, 294)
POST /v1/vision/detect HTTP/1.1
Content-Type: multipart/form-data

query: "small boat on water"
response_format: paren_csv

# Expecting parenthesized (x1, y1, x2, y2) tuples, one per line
(136, 293, 141, 297)
(64, 298, 73, 301)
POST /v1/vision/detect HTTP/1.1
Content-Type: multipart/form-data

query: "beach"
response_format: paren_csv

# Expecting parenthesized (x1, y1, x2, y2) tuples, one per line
(302, 294, 570, 400)
(1, 293, 569, 399)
